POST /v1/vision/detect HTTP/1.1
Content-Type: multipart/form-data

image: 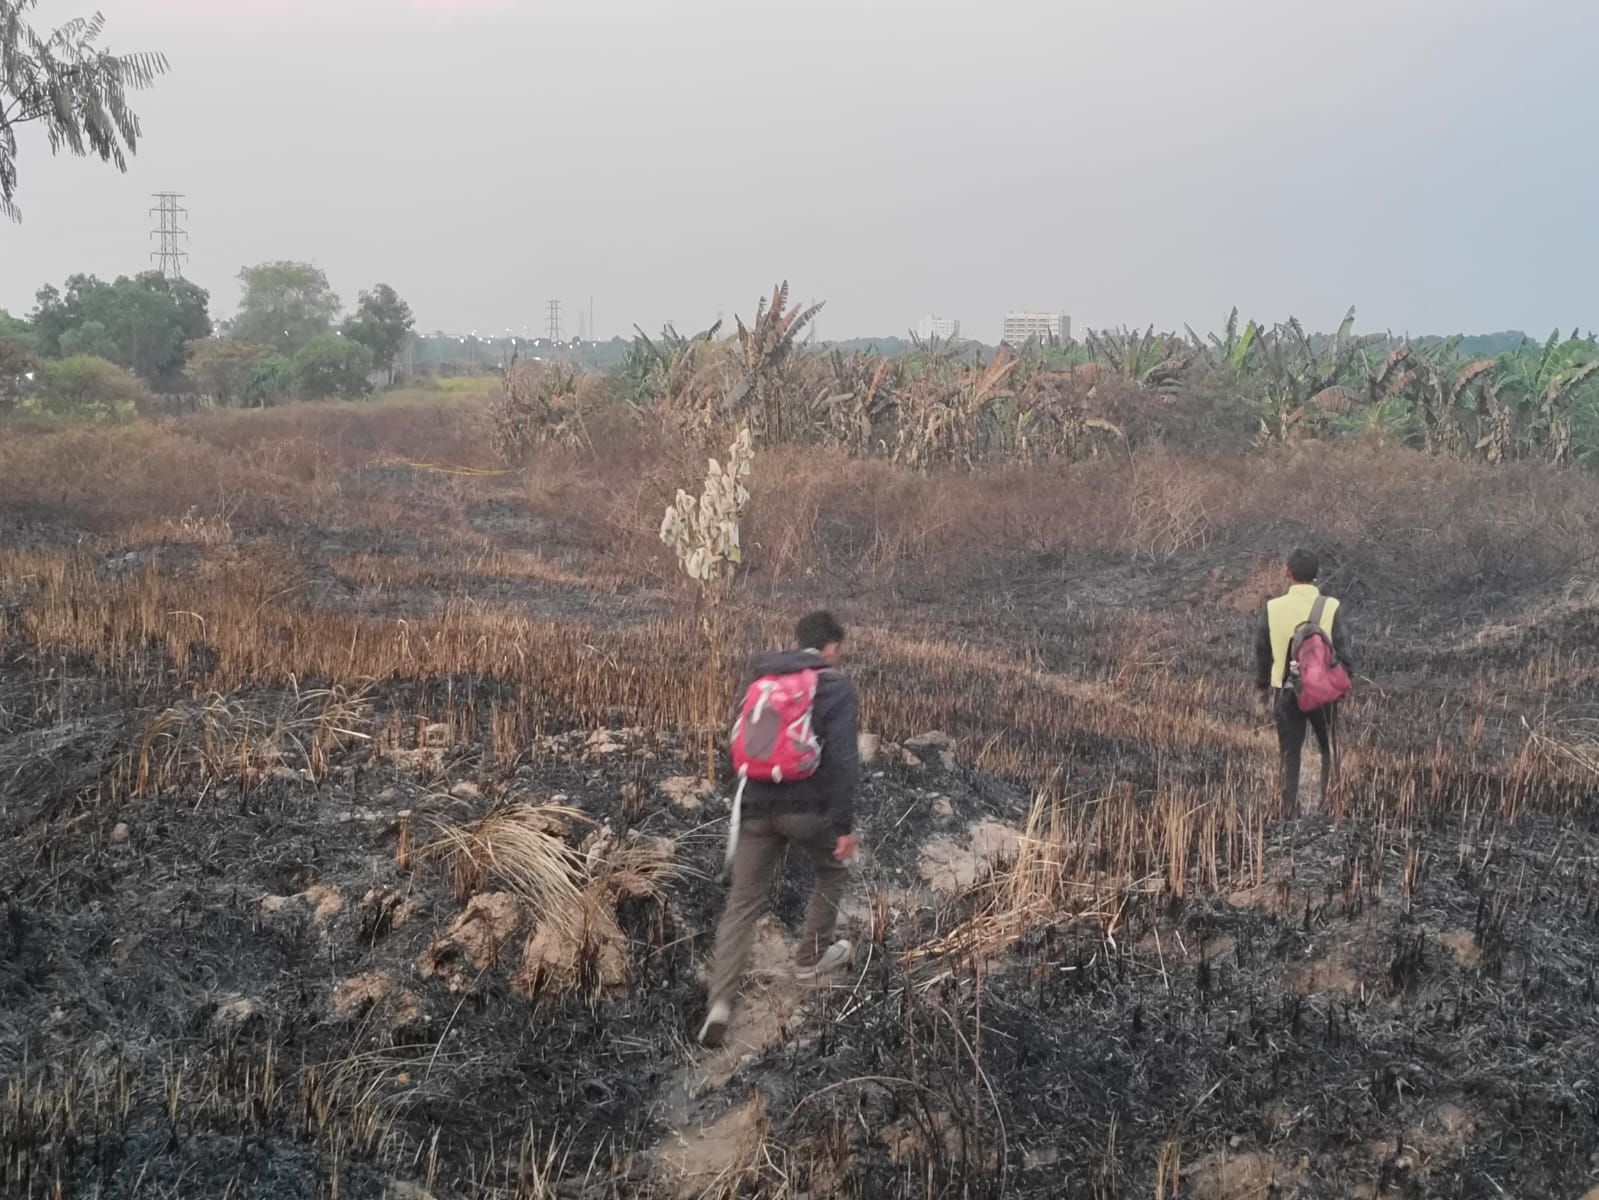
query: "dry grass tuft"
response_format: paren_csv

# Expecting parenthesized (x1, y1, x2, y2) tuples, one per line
(416, 803, 587, 919)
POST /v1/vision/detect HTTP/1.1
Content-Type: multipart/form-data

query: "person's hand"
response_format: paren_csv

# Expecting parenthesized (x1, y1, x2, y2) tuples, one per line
(833, 833, 858, 863)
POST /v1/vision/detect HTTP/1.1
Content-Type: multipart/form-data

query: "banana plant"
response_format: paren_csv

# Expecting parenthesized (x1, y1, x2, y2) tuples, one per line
(726, 281, 824, 442)
(1254, 308, 1382, 442)
(1085, 325, 1193, 392)
(1496, 330, 1599, 464)
(1186, 307, 1262, 376)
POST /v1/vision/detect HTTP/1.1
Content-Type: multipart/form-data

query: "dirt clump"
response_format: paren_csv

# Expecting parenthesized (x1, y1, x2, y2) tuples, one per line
(258, 883, 345, 925)
(359, 886, 420, 932)
(1184, 1148, 1308, 1199)
(1354, 1103, 1476, 1197)
(655, 1094, 768, 1199)
(882, 1110, 998, 1170)
(1281, 927, 1388, 998)
(303, 884, 344, 922)
(331, 971, 426, 1032)
(919, 819, 1021, 894)
(905, 729, 958, 769)
(659, 775, 711, 811)
(1437, 929, 1480, 967)
(419, 891, 525, 989)
(512, 899, 630, 1000)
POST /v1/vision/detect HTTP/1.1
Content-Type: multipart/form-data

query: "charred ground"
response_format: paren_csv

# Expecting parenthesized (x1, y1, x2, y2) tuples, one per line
(2, 403, 1598, 1198)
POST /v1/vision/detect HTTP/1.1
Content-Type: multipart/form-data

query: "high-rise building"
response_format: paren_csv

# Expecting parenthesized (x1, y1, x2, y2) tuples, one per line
(1002, 311, 1071, 345)
(916, 315, 961, 341)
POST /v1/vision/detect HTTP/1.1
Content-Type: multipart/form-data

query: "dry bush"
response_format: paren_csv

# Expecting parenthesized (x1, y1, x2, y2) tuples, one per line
(490, 363, 621, 462)
(114, 685, 371, 798)
(417, 803, 587, 917)
(514, 829, 680, 1003)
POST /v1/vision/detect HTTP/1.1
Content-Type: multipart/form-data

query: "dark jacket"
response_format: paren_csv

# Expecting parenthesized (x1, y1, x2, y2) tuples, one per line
(1253, 596, 1354, 688)
(733, 649, 859, 837)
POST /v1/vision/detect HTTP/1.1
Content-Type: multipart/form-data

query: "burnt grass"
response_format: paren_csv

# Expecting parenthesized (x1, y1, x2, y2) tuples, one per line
(3, 519, 1599, 1197)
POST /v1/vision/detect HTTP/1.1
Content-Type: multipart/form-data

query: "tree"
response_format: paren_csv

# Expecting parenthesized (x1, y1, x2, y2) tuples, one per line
(187, 339, 271, 406)
(247, 352, 294, 407)
(0, 308, 34, 349)
(57, 317, 115, 359)
(1, 2, 167, 221)
(29, 271, 211, 385)
(231, 261, 341, 355)
(34, 354, 148, 420)
(341, 283, 414, 385)
(291, 332, 372, 400)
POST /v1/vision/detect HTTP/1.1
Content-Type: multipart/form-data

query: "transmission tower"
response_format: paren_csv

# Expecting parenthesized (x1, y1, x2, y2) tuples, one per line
(149, 192, 188, 279)
(546, 299, 562, 343)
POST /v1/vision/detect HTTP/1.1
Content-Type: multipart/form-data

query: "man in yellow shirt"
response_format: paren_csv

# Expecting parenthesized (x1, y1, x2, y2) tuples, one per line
(1252, 548, 1354, 812)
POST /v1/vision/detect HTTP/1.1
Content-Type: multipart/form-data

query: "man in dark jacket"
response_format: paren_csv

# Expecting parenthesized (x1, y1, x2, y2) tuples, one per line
(698, 611, 860, 1049)
(1253, 547, 1354, 813)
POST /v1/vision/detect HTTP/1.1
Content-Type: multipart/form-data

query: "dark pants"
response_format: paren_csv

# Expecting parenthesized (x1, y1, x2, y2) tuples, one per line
(707, 810, 847, 1009)
(1275, 689, 1337, 811)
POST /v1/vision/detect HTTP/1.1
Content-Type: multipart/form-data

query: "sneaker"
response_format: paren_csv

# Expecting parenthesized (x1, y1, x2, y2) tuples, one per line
(697, 1000, 731, 1049)
(793, 939, 853, 980)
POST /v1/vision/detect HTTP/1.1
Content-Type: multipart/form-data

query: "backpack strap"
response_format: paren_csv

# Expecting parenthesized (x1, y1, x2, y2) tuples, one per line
(1308, 594, 1328, 632)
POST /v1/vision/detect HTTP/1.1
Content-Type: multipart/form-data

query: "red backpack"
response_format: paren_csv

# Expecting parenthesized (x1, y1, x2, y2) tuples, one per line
(723, 669, 824, 878)
(731, 669, 823, 784)
(1288, 595, 1351, 713)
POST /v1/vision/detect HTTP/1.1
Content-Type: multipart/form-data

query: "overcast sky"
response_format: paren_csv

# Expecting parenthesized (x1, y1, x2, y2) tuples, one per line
(3, 0, 1595, 343)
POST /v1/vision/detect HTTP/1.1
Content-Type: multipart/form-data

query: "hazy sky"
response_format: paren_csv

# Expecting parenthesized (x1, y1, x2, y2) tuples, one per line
(3, 0, 1596, 343)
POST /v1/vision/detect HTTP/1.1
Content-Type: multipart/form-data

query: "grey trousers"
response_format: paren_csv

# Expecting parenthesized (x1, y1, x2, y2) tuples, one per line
(706, 810, 847, 1008)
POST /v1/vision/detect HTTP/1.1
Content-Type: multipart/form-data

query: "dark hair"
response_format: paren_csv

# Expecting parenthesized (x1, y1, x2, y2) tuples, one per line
(1287, 547, 1319, 584)
(796, 610, 845, 650)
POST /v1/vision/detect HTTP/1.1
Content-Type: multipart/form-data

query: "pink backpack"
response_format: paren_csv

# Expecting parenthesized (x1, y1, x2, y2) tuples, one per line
(723, 669, 823, 877)
(731, 669, 823, 783)
(1288, 595, 1351, 713)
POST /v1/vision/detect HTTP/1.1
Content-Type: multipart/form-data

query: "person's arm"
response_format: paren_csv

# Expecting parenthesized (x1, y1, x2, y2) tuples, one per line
(729, 659, 756, 732)
(1253, 605, 1274, 690)
(819, 676, 859, 839)
(1333, 605, 1354, 674)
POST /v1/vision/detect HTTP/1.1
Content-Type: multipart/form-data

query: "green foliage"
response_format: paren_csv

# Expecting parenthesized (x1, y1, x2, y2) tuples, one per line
(0, 308, 34, 349)
(247, 352, 295, 408)
(31, 354, 148, 421)
(57, 317, 115, 360)
(340, 283, 414, 382)
(29, 271, 211, 385)
(187, 339, 272, 406)
(230, 261, 342, 355)
(1085, 326, 1193, 390)
(0, 1, 166, 221)
(291, 332, 373, 401)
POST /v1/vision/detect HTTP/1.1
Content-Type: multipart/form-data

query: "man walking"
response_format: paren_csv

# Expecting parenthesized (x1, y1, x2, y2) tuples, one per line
(1254, 548, 1354, 813)
(698, 611, 860, 1049)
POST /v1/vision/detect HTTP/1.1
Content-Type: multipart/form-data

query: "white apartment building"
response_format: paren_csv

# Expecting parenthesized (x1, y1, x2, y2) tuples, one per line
(1002, 311, 1071, 345)
(916, 315, 961, 340)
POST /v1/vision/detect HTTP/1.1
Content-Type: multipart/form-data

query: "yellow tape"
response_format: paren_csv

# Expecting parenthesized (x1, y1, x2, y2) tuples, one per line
(370, 457, 516, 477)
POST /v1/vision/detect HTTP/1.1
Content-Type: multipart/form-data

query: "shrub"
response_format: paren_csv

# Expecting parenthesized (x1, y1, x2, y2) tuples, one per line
(0, 339, 40, 411)
(291, 333, 374, 401)
(32, 355, 150, 422)
(188, 339, 274, 406)
(490, 363, 617, 461)
(247, 353, 296, 407)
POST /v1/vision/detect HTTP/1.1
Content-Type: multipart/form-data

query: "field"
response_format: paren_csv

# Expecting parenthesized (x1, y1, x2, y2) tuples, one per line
(2, 393, 1599, 1200)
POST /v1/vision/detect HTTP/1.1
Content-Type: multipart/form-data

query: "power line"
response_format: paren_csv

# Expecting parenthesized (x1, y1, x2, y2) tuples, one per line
(149, 192, 188, 279)
(546, 299, 562, 343)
